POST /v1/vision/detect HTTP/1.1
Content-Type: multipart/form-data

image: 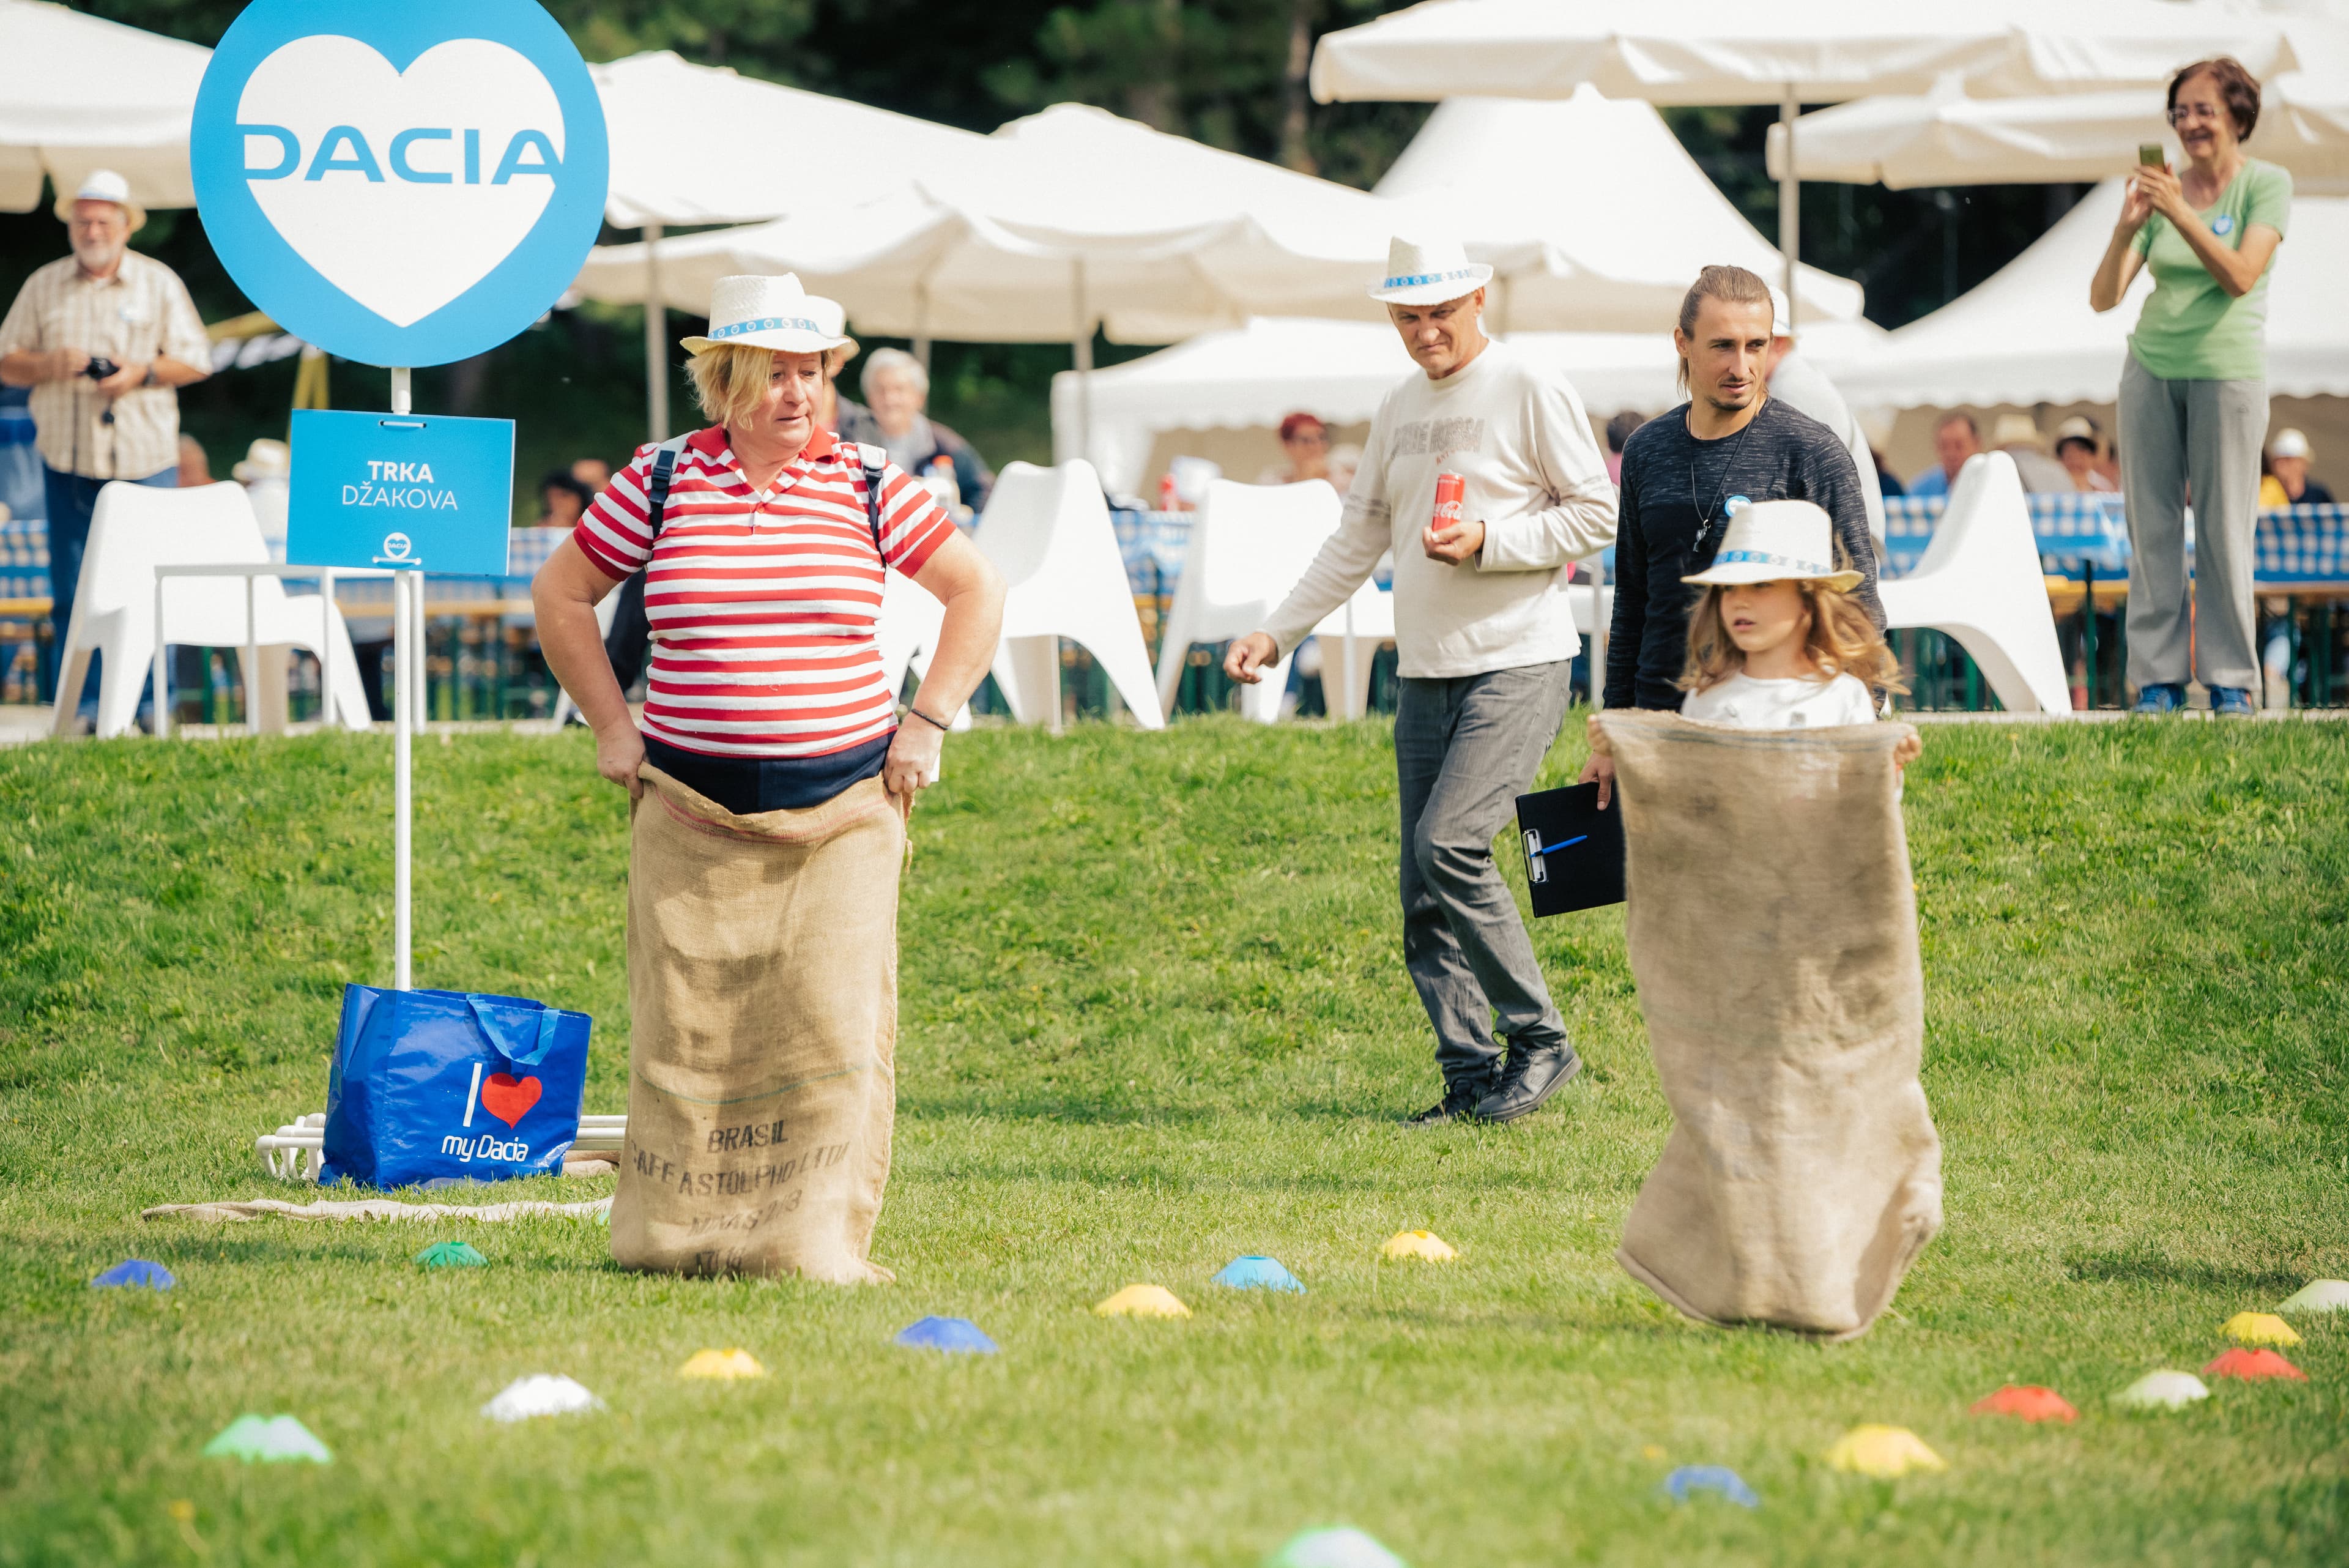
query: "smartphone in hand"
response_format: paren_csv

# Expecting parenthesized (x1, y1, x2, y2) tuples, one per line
(2139, 143, 2165, 167)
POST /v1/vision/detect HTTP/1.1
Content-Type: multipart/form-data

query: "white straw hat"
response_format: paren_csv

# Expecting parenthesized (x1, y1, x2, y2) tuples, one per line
(2268, 426, 2313, 461)
(56, 168, 143, 231)
(1368, 235, 1493, 305)
(232, 438, 290, 483)
(681, 273, 850, 356)
(1768, 284, 1794, 340)
(1682, 499, 1862, 592)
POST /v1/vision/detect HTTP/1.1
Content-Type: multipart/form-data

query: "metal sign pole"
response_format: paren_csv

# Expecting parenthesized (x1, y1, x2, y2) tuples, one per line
(391, 366, 414, 991)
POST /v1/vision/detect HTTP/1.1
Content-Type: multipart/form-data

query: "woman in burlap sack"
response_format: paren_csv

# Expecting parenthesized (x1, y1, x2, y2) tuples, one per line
(532, 274, 1004, 1282)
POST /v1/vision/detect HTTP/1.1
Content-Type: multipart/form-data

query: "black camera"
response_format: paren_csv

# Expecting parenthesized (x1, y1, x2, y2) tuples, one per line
(83, 356, 120, 381)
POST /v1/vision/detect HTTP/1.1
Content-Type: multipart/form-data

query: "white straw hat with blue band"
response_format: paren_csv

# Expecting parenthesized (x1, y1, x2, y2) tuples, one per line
(1368, 235, 1493, 306)
(1681, 499, 1863, 592)
(682, 273, 852, 355)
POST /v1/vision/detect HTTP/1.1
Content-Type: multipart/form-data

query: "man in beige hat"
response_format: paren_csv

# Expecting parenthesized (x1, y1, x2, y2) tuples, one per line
(2262, 428, 2333, 506)
(1225, 235, 1619, 1129)
(0, 169, 209, 712)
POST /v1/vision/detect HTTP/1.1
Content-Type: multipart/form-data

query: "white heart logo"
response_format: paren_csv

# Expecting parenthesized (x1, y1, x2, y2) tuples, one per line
(237, 36, 566, 328)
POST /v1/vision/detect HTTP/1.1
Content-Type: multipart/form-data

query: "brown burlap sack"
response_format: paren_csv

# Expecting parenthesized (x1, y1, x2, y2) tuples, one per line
(1595, 711, 1942, 1340)
(609, 767, 904, 1283)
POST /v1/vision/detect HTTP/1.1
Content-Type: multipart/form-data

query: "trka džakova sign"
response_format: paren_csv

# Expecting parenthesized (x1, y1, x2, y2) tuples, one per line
(287, 410, 515, 576)
(189, 0, 609, 368)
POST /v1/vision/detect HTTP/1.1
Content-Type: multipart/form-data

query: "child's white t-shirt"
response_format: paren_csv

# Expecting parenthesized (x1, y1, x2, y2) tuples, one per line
(1680, 671, 1878, 730)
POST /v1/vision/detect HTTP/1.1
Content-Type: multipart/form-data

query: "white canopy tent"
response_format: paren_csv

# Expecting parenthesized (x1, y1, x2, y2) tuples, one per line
(1061, 315, 1889, 497)
(0, 0, 210, 215)
(1373, 91, 1863, 330)
(1308, 1, 2306, 329)
(1821, 179, 2349, 409)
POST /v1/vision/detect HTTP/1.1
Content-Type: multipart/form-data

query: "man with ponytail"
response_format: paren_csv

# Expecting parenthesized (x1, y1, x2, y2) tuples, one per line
(1583, 265, 1883, 806)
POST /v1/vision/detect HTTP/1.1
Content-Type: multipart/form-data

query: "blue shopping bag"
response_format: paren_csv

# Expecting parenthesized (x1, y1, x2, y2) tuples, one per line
(318, 986, 592, 1189)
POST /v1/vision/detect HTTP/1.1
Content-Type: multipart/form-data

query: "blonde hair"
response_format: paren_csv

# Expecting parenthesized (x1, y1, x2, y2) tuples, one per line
(1675, 264, 1772, 395)
(688, 343, 833, 431)
(1679, 572, 1907, 697)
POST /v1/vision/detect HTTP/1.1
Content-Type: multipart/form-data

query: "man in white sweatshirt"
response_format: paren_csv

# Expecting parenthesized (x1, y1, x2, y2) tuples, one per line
(1226, 237, 1619, 1126)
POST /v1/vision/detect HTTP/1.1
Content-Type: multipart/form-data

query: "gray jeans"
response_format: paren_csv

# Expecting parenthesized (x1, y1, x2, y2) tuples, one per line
(1395, 661, 1575, 1087)
(2117, 353, 2264, 692)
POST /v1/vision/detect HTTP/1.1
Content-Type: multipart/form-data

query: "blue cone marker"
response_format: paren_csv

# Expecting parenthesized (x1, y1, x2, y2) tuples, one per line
(893, 1315, 1000, 1354)
(1213, 1255, 1306, 1293)
(92, 1259, 176, 1290)
(1661, 1465, 1759, 1509)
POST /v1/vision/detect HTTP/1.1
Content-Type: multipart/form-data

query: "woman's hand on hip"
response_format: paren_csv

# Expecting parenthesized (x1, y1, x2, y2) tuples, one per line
(884, 718, 944, 803)
(595, 719, 646, 803)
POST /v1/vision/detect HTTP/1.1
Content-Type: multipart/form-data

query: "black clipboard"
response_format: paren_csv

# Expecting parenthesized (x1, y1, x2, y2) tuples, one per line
(1514, 781, 1625, 916)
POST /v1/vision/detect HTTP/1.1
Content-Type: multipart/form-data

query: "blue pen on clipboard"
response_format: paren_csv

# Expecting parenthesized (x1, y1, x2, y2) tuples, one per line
(1520, 831, 1586, 884)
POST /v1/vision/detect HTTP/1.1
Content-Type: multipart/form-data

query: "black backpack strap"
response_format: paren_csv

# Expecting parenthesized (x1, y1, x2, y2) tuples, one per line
(855, 441, 889, 554)
(643, 434, 693, 541)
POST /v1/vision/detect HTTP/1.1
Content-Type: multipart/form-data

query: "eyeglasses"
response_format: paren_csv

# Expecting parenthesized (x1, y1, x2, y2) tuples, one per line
(2166, 103, 2225, 126)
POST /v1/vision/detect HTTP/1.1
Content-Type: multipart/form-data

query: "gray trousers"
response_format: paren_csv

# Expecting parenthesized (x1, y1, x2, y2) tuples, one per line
(1395, 661, 1575, 1087)
(2118, 354, 2265, 692)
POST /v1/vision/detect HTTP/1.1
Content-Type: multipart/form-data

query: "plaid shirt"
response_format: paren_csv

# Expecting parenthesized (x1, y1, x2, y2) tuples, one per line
(0, 251, 209, 480)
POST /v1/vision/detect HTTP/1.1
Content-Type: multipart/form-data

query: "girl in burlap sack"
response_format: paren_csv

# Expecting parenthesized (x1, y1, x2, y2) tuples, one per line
(532, 274, 1004, 1282)
(1587, 497, 1940, 1339)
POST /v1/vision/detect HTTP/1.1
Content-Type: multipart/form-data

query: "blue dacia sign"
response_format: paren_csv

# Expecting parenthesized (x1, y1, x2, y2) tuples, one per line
(286, 410, 515, 575)
(190, 0, 608, 368)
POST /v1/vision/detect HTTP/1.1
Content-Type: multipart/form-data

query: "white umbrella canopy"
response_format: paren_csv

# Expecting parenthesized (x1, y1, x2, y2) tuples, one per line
(1765, 10, 2349, 191)
(590, 51, 989, 228)
(1376, 91, 1865, 330)
(1765, 75, 2349, 192)
(1308, 1, 2306, 106)
(0, 0, 210, 215)
(1820, 179, 2349, 409)
(581, 103, 1408, 343)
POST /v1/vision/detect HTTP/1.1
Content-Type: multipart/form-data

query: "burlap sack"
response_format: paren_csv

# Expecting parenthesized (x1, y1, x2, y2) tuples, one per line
(609, 767, 904, 1283)
(1595, 712, 1942, 1340)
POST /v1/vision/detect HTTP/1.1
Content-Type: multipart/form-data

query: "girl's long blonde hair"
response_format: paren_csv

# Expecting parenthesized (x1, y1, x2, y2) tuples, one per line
(1679, 574, 1907, 696)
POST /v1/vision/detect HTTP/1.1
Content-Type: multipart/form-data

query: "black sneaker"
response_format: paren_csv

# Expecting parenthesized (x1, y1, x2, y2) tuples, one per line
(1402, 1078, 1489, 1128)
(1475, 1042, 1582, 1124)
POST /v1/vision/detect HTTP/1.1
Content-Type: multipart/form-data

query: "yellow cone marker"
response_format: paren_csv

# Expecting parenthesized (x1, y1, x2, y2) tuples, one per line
(1094, 1284, 1191, 1318)
(2221, 1311, 2301, 1347)
(678, 1348, 768, 1380)
(1381, 1229, 1458, 1261)
(1824, 1425, 1946, 1478)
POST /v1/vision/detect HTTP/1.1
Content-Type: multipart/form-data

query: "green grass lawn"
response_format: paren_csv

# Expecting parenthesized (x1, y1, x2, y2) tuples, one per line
(2, 716, 2345, 1567)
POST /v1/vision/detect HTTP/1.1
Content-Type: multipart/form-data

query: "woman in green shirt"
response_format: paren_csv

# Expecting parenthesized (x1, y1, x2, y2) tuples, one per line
(2090, 57, 2290, 717)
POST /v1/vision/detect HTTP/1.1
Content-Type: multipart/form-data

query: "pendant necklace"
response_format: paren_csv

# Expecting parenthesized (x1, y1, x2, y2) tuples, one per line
(1690, 411, 1761, 551)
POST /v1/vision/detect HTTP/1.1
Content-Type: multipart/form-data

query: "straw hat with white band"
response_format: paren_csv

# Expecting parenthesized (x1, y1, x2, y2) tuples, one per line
(1682, 499, 1863, 593)
(1368, 236, 1493, 307)
(56, 168, 143, 231)
(683, 274, 853, 356)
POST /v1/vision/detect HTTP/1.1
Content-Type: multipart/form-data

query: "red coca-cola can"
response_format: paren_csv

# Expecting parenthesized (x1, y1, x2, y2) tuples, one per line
(1431, 471, 1464, 531)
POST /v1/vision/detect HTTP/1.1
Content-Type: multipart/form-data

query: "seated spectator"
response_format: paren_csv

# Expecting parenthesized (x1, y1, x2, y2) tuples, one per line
(1259, 411, 1332, 486)
(1604, 409, 1644, 485)
(1907, 412, 1981, 497)
(537, 470, 593, 529)
(233, 439, 290, 560)
(1991, 413, 2074, 493)
(2260, 428, 2334, 506)
(570, 456, 612, 496)
(1327, 442, 1362, 498)
(177, 433, 210, 488)
(850, 346, 993, 510)
(2054, 415, 2120, 493)
(1871, 448, 1906, 497)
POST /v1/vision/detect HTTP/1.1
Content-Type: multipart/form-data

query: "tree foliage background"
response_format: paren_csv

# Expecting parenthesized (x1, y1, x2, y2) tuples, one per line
(10, 1, 2071, 497)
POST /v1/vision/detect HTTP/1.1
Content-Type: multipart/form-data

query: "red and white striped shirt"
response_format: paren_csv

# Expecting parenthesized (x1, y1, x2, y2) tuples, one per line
(574, 425, 956, 759)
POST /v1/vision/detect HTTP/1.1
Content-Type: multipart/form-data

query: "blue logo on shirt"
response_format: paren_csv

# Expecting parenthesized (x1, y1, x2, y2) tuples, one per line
(190, 0, 608, 368)
(2212, 214, 2235, 236)
(1724, 495, 1751, 516)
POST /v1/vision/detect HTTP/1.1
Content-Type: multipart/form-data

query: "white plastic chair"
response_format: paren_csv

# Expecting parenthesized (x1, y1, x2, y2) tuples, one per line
(974, 460, 1165, 730)
(53, 480, 369, 738)
(1154, 478, 1384, 724)
(1876, 451, 2070, 716)
(877, 567, 971, 730)
(549, 587, 623, 729)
